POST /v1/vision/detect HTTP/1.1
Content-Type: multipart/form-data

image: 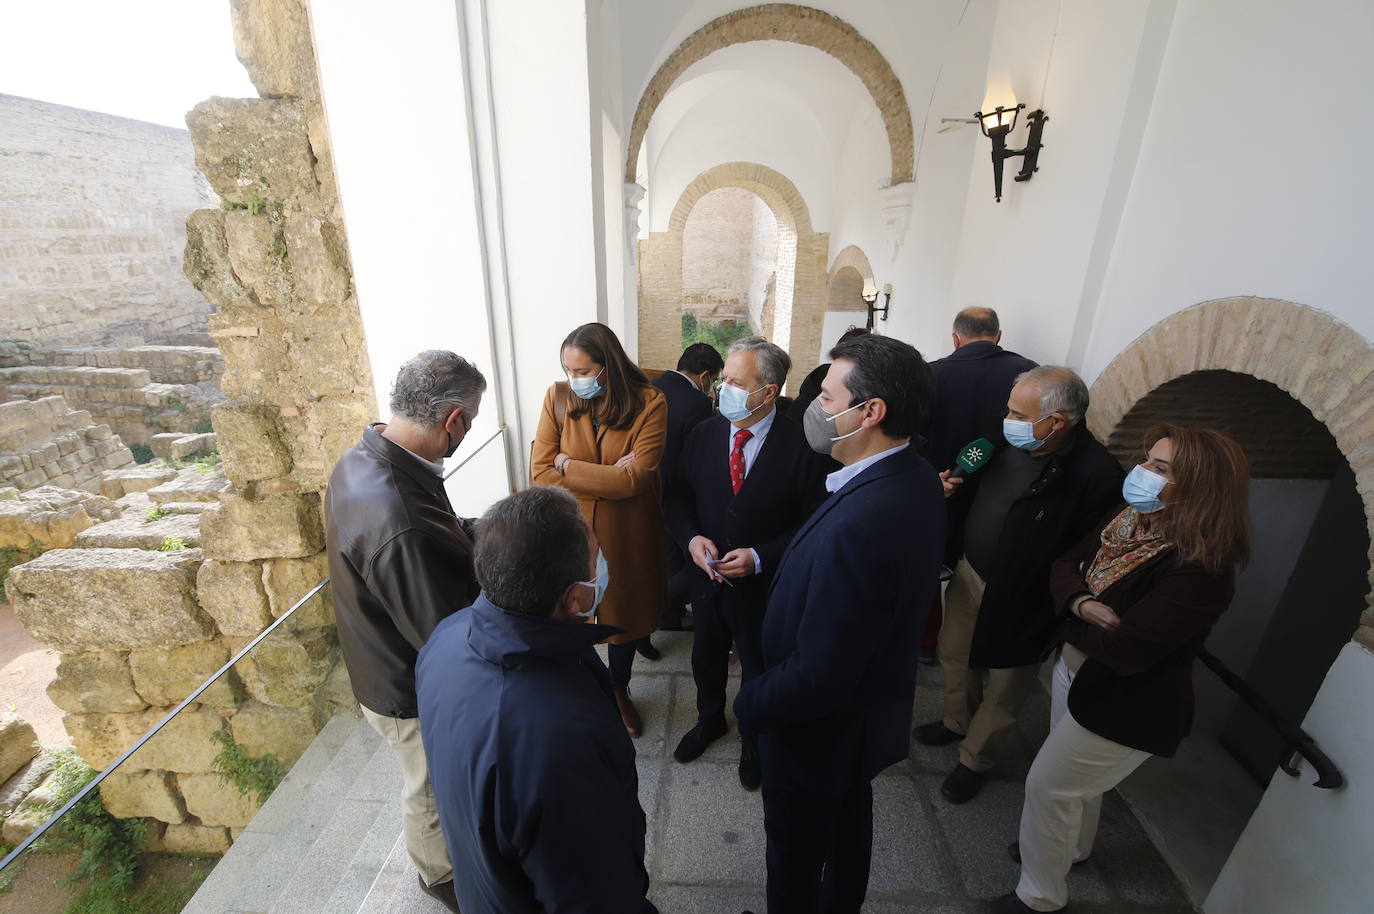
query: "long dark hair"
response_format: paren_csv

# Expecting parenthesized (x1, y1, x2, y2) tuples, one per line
(561, 323, 650, 430)
(1145, 424, 1251, 571)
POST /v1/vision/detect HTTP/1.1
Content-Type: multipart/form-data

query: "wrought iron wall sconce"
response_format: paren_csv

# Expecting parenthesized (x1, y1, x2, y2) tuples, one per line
(974, 103, 1048, 202)
(862, 279, 892, 330)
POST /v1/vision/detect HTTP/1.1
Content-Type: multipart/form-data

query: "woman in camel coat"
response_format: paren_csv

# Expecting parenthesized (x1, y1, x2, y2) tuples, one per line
(531, 322, 667, 736)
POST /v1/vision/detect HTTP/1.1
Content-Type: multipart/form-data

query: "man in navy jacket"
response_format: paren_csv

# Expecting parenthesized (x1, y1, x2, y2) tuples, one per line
(735, 334, 945, 914)
(666, 337, 827, 789)
(416, 486, 657, 914)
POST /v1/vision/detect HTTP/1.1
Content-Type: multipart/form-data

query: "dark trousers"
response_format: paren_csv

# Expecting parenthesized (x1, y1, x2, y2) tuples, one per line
(761, 774, 874, 914)
(607, 640, 635, 690)
(691, 591, 764, 738)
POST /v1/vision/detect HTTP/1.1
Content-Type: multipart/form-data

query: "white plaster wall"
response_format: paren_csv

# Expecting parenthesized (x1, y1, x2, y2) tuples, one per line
(486, 0, 602, 454)
(1081, 0, 1374, 382)
(309, 0, 510, 517)
(1206, 643, 1374, 913)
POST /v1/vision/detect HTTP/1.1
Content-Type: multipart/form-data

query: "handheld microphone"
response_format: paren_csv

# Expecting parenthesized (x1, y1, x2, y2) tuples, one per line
(948, 437, 995, 479)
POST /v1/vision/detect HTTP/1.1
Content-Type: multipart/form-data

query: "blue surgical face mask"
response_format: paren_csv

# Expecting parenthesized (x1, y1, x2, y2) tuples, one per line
(574, 551, 609, 619)
(718, 382, 767, 423)
(567, 368, 604, 400)
(1003, 415, 1049, 451)
(1122, 464, 1169, 514)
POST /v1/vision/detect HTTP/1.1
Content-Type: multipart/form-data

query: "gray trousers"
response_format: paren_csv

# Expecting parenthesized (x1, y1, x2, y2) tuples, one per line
(362, 705, 453, 887)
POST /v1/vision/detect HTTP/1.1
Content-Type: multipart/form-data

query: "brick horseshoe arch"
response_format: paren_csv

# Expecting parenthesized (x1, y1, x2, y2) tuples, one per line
(1088, 297, 1374, 649)
(625, 4, 914, 186)
(638, 163, 829, 393)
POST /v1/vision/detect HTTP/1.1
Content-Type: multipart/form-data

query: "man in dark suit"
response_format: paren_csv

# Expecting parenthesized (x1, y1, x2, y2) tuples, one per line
(734, 334, 945, 914)
(667, 337, 827, 789)
(918, 307, 1037, 662)
(650, 342, 723, 644)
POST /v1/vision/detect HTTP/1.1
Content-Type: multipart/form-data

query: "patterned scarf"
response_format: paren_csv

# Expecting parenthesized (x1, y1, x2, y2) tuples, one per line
(1085, 506, 1172, 596)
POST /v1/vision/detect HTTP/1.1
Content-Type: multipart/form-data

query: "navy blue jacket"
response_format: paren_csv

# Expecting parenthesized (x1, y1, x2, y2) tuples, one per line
(733, 446, 945, 790)
(921, 341, 1037, 473)
(652, 370, 714, 495)
(665, 411, 828, 615)
(416, 595, 657, 914)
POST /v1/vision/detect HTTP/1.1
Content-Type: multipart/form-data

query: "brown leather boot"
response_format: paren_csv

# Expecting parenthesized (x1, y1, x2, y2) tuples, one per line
(613, 687, 642, 737)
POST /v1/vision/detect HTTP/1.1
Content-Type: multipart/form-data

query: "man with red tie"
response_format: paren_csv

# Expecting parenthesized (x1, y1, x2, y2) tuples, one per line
(666, 337, 828, 789)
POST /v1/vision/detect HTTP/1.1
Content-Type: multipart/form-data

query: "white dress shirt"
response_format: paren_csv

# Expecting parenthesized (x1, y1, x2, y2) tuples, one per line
(722, 404, 777, 575)
(825, 441, 910, 493)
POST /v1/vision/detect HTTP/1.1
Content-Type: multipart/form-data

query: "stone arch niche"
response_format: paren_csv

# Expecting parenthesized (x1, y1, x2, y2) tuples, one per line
(639, 162, 828, 392)
(827, 244, 874, 313)
(1090, 297, 1374, 898)
(625, 4, 915, 188)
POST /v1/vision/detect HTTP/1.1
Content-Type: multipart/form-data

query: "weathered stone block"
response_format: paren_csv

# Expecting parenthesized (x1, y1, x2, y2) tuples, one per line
(150, 432, 188, 459)
(161, 822, 231, 855)
(184, 208, 258, 310)
(1, 769, 57, 846)
(0, 712, 39, 784)
(212, 405, 292, 482)
(66, 707, 224, 773)
(224, 210, 292, 307)
(230, 0, 319, 99)
(201, 491, 322, 561)
(46, 650, 148, 714)
(282, 213, 350, 305)
(129, 639, 240, 708)
(99, 465, 177, 499)
(234, 627, 336, 708)
(229, 702, 316, 768)
(146, 470, 231, 505)
(6, 548, 211, 651)
(178, 772, 261, 828)
(0, 750, 57, 818)
(72, 512, 203, 550)
(197, 559, 273, 636)
(99, 770, 187, 824)
(186, 97, 314, 206)
(262, 553, 331, 627)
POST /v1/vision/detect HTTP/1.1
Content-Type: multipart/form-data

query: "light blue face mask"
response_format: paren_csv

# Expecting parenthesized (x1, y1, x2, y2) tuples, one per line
(574, 551, 610, 619)
(718, 382, 766, 423)
(1122, 464, 1169, 514)
(567, 368, 604, 400)
(1003, 415, 1049, 451)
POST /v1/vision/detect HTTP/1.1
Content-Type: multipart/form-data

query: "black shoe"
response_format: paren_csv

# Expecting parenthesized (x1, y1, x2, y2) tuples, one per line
(417, 874, 460, 913)
(913, 720, 964, 746)
(918, 649, 940, 666)
(984, 893, 1052, 913)
(1008, 840, 1088, 868)
(674, 716, 728, 763)
(635, 637, 662, 661)
(738, 738, 761, 791)
(940, 763, 985, 804)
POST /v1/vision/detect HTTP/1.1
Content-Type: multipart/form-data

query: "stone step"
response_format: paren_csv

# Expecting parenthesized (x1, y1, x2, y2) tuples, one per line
(181, 714, 366, 914)
(0, 365, 153, 389)
(146, 467, 230, 504)
(100, 465, 179, 499)
(73, 512, 202, 550)
(355, 833, 452, 914)
(216, 715, 382, 914)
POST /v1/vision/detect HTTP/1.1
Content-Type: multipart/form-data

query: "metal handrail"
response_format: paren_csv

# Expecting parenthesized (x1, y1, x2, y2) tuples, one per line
(0, 424, 507, 874)
(1197, 646, 1344, 789)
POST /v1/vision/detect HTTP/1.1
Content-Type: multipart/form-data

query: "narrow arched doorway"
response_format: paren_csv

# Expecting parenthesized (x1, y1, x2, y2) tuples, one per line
(1089, 299, 1374, 906)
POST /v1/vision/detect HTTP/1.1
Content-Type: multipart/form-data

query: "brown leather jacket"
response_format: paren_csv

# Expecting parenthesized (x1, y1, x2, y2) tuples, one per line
(325, 425, 478, 718)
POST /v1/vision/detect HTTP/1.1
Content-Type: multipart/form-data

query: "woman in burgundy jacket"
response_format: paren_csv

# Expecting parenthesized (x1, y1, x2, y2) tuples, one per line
(993, 424, 1251, 914)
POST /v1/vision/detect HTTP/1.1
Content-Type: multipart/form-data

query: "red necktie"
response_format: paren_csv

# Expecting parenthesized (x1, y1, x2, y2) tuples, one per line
(730, 428, 753, 494)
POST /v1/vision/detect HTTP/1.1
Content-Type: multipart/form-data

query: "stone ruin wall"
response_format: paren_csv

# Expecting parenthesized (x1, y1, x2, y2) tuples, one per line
(0, 94, 216, 348)
(2, 0, 374, 853)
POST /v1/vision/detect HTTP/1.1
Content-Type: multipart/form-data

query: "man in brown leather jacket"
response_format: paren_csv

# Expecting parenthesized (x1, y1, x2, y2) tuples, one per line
(325, 350, 486, 913)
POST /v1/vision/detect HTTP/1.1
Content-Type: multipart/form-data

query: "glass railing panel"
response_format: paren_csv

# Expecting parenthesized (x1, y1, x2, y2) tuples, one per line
(0, 583, 347, 912)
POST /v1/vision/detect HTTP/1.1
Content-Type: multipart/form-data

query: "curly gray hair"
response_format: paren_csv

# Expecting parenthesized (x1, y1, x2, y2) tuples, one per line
(389, 350, 487, 428)
(727, 336, 791, 389)
(1015, 365, 1089, 426)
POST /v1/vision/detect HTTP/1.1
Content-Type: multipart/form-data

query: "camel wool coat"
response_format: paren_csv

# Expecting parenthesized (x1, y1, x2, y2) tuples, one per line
(531, 383, 668, 643)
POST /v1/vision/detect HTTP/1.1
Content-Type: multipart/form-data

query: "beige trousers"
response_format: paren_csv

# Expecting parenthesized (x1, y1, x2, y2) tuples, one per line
(362, 705, 454, 887)
(1015, 658, 1150, 910)
(937, 557, 1044, 772)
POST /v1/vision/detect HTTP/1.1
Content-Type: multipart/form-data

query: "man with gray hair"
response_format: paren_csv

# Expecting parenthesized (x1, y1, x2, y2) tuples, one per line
(914, 365, 1123, 805)
(666, 336, 827, 789)
(325, 349, 487, 911)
